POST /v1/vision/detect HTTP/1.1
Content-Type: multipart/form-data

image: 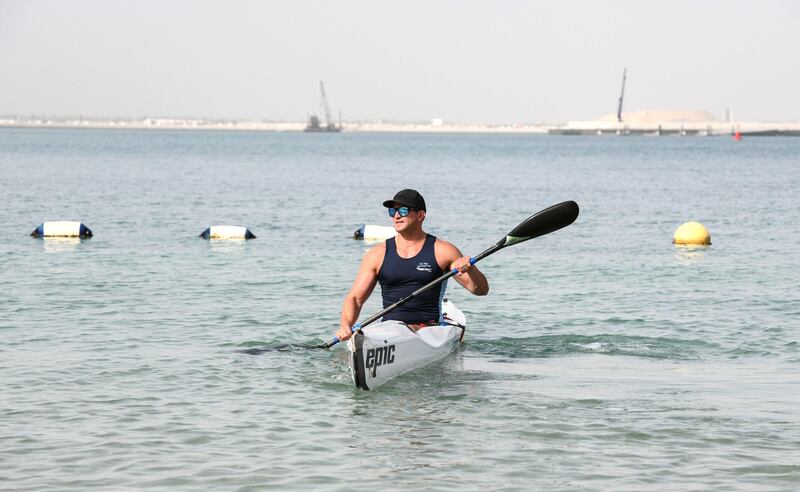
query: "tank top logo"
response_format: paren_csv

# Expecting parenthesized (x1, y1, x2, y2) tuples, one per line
(416, 261, 433, 272)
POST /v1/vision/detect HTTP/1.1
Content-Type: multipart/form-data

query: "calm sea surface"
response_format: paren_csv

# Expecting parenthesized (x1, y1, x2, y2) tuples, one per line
(1, 128, 798, 490)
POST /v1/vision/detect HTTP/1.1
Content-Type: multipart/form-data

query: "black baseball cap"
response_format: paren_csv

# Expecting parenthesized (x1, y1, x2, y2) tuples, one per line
(382, 189, 426, 211)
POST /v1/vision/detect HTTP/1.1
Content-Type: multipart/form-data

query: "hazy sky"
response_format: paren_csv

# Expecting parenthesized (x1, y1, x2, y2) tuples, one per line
(1, 0, 798, 123)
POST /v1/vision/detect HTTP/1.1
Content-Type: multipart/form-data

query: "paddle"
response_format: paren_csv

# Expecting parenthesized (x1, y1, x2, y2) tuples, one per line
(239, 200, 578, 354)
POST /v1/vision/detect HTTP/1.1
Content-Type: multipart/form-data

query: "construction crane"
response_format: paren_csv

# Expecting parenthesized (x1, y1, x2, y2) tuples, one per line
(617, 68, 627, 123)
(305, 81, 341, 132)
(319, 81, 335, 130)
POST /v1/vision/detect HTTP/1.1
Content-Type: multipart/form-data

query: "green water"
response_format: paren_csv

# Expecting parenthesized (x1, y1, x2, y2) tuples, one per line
(1, 128, 798, 490)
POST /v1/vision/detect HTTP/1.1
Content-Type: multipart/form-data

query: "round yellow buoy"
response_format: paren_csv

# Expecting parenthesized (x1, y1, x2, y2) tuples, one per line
(673, 221, 711, 246)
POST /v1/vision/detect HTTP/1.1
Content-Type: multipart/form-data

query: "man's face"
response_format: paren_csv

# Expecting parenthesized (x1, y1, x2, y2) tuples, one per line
(388, 202, 424, 232)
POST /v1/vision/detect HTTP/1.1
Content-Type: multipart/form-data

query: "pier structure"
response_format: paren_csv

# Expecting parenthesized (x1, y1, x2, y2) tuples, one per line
(547, 110, 800, 137)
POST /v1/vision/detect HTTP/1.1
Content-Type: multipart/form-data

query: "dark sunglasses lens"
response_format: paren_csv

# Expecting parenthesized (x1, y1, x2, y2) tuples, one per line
(388, 207, 410, 217)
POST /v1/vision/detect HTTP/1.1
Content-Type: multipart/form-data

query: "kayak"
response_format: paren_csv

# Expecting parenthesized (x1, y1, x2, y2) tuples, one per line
(347, 299, 466, 390)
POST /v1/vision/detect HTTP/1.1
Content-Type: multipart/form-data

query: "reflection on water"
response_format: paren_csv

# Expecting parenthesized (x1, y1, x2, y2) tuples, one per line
(362, 238, 386, 246)
(674, 244, 710, 264)
(207, 238, 249, 253)
(41, 237, 82, 253)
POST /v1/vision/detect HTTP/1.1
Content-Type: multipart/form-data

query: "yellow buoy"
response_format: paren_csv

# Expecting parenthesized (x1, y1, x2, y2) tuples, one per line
(673, 221, 711, 246)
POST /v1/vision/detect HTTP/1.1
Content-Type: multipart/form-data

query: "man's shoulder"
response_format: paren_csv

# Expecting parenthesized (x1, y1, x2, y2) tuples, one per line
(433, 237, 457, 250)
(355, 242, 386, 275)
(433, 237, 462, 260)
(364, 241, 387, 261)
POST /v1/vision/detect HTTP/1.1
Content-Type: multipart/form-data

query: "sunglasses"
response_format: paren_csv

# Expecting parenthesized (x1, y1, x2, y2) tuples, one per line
(388, 207, 417, 218)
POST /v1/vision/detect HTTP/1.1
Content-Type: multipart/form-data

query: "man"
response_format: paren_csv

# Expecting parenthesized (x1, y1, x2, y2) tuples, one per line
(335, 189, 489, 342)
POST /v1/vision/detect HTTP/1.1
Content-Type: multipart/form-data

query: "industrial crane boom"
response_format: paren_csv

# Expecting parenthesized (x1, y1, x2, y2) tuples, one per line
(320, 81, 333, 129)
(617, 68, 627, 123)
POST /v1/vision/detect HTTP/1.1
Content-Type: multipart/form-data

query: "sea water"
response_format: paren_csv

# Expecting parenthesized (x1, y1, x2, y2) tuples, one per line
(1, 128, 798, 490)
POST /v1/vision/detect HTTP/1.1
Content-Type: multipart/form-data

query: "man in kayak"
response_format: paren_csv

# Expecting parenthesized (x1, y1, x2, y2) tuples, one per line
(335, 189, 489, 342)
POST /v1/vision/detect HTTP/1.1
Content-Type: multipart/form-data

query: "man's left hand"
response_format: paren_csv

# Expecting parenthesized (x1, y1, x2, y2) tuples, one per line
(453, 256, 473, 276)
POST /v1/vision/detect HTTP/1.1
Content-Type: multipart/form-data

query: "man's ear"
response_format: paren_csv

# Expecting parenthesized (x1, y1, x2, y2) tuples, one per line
(418, 210, 426, 221)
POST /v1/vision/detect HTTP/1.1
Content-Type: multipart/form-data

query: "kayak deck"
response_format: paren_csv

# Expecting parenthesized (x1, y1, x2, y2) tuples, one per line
(347, 300, 466, 390)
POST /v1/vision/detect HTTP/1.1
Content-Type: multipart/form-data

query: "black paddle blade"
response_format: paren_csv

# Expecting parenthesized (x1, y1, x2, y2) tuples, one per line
(504, 201, 579, 246)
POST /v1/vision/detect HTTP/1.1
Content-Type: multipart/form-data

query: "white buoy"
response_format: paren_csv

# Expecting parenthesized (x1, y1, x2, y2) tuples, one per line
(199, 225, 256, 240)
(353, 224, 396, 241)
(31, 221, 93, 238)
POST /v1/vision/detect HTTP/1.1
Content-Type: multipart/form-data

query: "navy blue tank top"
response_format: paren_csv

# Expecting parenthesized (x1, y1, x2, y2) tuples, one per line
(379, 234, 446, 323)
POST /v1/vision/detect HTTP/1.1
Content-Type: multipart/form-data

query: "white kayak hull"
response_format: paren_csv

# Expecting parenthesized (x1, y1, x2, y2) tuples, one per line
(347, 300, 466, 390)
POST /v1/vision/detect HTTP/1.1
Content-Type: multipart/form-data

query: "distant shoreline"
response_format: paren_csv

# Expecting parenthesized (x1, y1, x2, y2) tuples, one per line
(2, 117, 800, 136)
(0, 117, 550, 134)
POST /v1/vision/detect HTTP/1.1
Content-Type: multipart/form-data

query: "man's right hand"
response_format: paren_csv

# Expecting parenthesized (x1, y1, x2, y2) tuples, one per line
(335, 324, 354, 342)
